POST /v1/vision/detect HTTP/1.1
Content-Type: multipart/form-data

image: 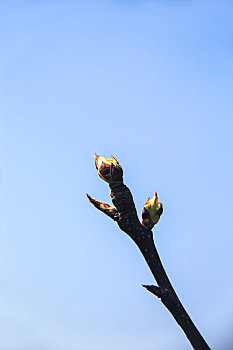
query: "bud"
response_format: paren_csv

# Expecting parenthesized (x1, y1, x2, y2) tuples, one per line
(94, 154, 123, 183)
(142, 192, 163, 229)
(86, 194, 118, 220)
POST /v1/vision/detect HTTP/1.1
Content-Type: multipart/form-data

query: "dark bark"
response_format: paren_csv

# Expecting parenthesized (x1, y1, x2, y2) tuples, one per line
(87, 181, 210, 350)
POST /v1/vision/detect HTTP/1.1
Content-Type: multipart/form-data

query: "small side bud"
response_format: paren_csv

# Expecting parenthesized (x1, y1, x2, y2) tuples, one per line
(86, 194, 119, 221)
(94, 154, 123, 183)
(142, 192, 163, 229)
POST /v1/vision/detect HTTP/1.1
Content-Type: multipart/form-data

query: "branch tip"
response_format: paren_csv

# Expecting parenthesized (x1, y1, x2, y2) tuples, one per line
(142, 284, 162, 298)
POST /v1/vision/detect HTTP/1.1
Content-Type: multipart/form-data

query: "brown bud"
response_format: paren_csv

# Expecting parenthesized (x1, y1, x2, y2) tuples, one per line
(95, 154, 123, 183)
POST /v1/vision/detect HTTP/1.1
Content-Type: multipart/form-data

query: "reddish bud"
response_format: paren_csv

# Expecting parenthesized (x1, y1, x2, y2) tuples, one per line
(95, 154, 123, 183)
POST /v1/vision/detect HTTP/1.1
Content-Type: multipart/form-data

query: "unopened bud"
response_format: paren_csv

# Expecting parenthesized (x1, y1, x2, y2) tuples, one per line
(94, 154, 123, 183)
(142, 192, 163, 229)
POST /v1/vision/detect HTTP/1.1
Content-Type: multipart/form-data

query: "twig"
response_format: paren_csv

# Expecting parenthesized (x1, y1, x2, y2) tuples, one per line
(87, 155, 210, 350)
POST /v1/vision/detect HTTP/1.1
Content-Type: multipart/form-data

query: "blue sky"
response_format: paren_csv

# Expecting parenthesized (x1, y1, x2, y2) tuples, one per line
(1, 0, 233, 349)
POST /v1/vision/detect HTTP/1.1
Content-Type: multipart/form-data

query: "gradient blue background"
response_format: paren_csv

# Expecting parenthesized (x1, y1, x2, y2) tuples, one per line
(1, 1, 233, 349)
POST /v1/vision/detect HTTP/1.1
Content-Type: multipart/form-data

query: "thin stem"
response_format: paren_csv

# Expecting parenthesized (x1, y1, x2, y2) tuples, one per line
(138, 237, 210, 349)
(88, 179, 211, 349)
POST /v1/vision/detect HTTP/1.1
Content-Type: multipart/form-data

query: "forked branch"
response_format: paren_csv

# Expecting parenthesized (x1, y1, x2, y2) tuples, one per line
(87, 154, 210, 350)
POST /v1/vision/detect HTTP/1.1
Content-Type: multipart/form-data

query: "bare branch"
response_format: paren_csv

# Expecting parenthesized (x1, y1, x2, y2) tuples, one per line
(88, 155, 211, 350)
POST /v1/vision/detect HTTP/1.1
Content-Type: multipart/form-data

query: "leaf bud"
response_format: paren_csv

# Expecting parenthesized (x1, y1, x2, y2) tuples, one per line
(142, 192, 163, 229)
(94, 154, 123, 183)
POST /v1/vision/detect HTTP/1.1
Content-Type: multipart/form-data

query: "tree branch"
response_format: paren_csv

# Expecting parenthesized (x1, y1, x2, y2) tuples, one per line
(88, 157, 211, 350)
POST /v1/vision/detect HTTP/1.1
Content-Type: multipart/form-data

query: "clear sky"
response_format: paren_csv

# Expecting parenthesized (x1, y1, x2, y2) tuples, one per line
(1, 0, 233, 349)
